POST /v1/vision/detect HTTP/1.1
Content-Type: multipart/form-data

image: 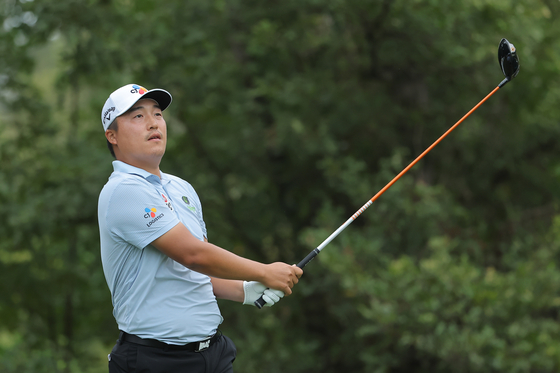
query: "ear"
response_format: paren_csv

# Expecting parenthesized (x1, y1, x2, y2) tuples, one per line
(105, 129, 117, 145)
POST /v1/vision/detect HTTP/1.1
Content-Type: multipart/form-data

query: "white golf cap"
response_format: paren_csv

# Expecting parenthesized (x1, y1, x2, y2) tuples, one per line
(101, 84, 172, 131)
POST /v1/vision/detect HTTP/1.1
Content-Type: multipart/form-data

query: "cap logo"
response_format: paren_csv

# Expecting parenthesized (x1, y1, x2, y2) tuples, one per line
(103, 106, 116, 124)
(131, 84, 148, 95)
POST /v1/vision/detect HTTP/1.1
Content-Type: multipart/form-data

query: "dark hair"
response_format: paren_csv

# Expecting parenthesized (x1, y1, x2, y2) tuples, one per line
(106, 120, 118, 159)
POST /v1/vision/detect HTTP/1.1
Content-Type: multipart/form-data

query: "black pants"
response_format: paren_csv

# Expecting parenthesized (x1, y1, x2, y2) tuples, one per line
(108, 334, 237, 373)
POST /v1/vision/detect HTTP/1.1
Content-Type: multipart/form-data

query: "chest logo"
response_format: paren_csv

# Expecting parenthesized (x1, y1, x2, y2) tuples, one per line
(162, 194, 174, 211)
(182, 196, 196, 213)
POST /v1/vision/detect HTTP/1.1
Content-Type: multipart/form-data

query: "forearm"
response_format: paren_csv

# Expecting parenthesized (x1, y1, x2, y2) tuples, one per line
(210, 278, 244, 302)
(151, 223, 298, 293)
(185, 239, 267, 282)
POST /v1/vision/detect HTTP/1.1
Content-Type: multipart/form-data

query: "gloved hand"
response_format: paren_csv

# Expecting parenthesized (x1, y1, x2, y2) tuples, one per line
(243, 281, 284, 307)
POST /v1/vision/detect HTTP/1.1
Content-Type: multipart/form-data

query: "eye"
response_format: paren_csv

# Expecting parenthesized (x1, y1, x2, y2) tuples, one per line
(134, 114, 143, 119)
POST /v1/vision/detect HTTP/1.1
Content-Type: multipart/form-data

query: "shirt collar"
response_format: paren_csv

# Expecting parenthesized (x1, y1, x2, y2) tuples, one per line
(112, 160, 171, 185)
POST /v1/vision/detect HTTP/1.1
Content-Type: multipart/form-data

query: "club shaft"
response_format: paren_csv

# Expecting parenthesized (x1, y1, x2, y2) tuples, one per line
(367, 85, 501, 206)
(310, 84, 502, 251)
(255, 84, 502, 309)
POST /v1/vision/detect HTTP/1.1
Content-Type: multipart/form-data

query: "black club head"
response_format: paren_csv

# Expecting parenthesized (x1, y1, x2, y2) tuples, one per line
(498, 38, 520, 81)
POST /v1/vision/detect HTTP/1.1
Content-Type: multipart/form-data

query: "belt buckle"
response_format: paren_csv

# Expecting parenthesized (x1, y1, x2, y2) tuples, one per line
(195, 339, 211, 352)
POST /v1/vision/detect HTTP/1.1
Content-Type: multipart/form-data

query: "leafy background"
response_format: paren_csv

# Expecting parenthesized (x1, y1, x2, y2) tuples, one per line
(1, 0, 560, 372)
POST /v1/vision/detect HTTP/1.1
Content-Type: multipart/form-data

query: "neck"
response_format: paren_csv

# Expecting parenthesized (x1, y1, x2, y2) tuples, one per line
(141, 165, 162, 178)
(116, 156, 162, 178)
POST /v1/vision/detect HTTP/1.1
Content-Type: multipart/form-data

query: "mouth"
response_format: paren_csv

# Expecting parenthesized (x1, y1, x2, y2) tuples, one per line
(147, 132, 162, 141)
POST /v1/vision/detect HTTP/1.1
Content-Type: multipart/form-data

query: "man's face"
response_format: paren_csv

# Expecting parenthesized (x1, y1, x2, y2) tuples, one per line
(106, 98, 167, 168)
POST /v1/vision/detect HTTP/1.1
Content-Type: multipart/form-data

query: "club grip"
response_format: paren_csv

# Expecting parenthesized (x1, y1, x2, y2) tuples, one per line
(296, 248, 320, 268)
(254, 248, 320, 309)
(254, 295, 268, 309)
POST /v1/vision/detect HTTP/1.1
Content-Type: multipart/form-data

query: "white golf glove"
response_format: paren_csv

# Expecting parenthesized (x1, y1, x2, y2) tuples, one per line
(242, 281, 284, 307)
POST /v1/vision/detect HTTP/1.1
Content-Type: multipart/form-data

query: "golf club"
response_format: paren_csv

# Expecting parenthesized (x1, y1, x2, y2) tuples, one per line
(255, 38, 520, 308)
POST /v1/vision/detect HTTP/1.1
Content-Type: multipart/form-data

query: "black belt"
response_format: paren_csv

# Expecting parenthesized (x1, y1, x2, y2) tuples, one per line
(119, 330, 221, 352)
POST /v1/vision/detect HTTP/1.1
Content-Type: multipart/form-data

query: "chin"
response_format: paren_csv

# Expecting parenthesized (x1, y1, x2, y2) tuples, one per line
(149, 142, 166, 154)
(152, 148, 166, 158)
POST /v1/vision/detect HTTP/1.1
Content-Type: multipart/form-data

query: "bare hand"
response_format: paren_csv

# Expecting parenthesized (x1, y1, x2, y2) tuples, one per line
(261, 263, 303, 296)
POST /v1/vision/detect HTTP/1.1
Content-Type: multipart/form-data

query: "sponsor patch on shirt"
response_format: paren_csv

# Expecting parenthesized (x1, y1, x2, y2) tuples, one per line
(144, 207, 157, 218)
(144, 207, 164, 227)
(182, 196, 196, 213)
(162, 194, 174, 211)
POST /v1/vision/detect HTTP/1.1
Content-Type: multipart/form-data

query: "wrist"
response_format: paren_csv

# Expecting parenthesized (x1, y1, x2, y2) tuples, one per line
(252, 263, 269, 284)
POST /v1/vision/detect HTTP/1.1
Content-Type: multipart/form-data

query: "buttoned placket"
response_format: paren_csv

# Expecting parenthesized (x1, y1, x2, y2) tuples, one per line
(146, 174, 180, 220)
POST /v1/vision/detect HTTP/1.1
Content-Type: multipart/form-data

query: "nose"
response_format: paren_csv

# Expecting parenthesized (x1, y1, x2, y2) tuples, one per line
(147, 115, 159, 130)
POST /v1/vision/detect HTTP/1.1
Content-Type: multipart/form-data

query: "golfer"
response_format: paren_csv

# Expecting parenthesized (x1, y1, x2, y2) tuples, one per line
(98, 84, 303, 373)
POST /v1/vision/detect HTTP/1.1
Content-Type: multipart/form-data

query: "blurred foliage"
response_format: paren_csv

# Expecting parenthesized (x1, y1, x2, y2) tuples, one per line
(1, 0, 560, 372)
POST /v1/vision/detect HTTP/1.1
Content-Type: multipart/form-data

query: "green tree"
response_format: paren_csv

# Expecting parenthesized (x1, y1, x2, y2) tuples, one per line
(1, 0, 559, 372)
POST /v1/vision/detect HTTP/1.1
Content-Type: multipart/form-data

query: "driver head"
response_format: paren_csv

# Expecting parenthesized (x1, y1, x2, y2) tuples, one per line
(498, 38, 520, 81)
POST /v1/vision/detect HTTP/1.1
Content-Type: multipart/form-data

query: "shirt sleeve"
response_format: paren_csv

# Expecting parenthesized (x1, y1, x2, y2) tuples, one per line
(105, 178, 180, 249)
(190, 184, 208, 239)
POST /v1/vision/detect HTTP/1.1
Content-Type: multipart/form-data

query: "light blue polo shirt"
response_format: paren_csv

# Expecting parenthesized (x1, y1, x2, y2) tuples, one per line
(98, 161, 223, 344)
